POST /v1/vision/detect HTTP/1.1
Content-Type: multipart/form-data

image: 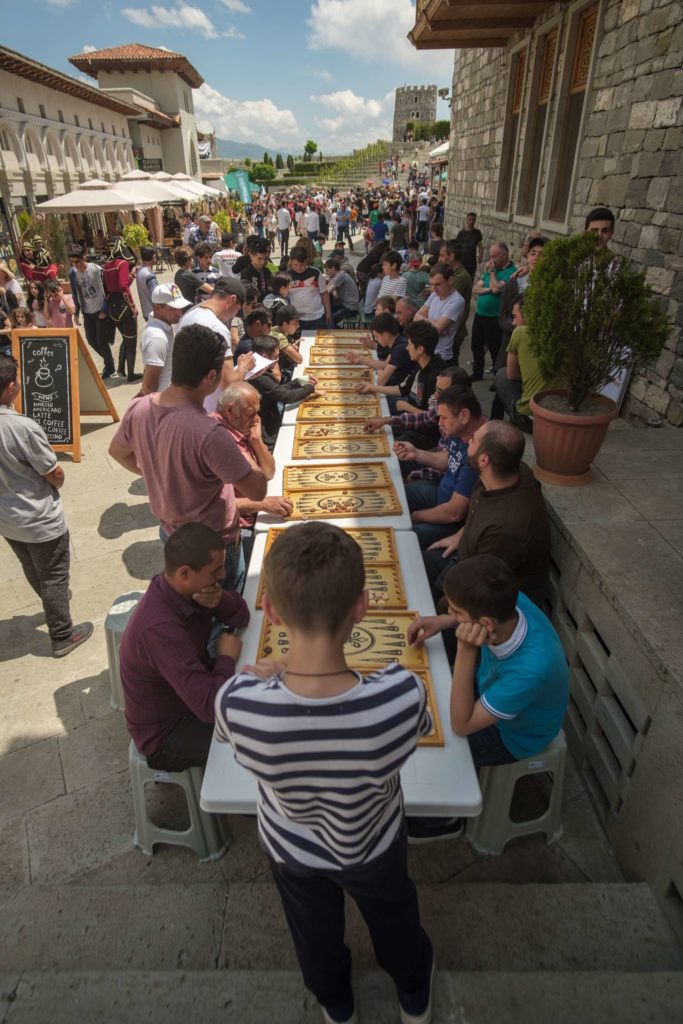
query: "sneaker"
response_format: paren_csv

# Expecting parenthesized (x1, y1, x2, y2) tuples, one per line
(398, 955, 435, 1024)
(101, 369, 114, 380)
(320, 996, 358, 1024)
(406, 816, 463, 845)
(111, 371, 125, 379)
(127, 373, 143, 383)
(52, 622, 94, 658)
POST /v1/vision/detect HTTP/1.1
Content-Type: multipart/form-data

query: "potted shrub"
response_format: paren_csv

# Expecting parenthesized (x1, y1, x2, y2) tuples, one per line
(524, 232, 670, 485)
(121, 222, 151, 261)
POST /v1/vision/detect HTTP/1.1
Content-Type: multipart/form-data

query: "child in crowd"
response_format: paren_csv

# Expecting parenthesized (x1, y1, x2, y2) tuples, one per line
(28, 281, 47, 327)
(263, 273, 291, 315)
(44, 279, 76, 328)
(214, 523, 435, 1024)
(270, 303, 302, 381)
(248, 335, 317, 448)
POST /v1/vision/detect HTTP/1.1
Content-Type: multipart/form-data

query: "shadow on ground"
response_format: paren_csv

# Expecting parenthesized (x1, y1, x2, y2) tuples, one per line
(98, 502, 158, 540)
(122, 540, 163, 580)
(0, 612, 52, 662)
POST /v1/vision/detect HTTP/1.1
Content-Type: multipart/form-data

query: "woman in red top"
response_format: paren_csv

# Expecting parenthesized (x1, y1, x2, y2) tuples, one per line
(101, 238, 142, 382)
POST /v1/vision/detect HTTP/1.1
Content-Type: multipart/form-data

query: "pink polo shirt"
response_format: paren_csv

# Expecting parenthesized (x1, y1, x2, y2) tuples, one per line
(113, 395, 252, 542)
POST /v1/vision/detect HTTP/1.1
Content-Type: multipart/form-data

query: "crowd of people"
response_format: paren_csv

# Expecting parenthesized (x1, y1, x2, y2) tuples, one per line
(0, 182, 618, 1024)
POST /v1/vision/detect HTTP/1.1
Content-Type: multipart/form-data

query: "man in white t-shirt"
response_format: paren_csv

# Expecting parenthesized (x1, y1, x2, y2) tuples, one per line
(305, 206, 320, 240)
(415, 262, 465, 363)
(212, 234, 241, 278)
(139, 283, 191, 396)
(276, 205, 292, 257)
(179, 276, 254, 411)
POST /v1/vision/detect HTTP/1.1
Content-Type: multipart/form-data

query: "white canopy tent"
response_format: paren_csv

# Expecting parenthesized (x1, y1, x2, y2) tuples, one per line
(429, 141, 450, 160)
(171, 172, 222, 198)
(35, 178, 157, 214)
(151, 171, 213, 200)
(116, 169, 197, 204)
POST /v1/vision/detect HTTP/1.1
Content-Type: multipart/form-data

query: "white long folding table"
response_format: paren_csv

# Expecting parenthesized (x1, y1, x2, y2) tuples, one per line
(201, 529, 482, 818)
(254, 426, 413, 532)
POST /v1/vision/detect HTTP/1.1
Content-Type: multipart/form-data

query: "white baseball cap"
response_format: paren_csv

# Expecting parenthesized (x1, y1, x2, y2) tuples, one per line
(151, 283, 192, 309)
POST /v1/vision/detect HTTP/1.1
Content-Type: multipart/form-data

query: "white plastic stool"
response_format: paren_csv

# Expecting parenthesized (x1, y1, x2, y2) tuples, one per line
(466, 731, 567, 855)
(129, 741, 227, 861)
(105, 592, 144, 710)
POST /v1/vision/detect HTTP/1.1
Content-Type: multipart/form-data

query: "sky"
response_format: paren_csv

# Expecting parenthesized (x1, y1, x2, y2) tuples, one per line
(4, 0, 454, 154)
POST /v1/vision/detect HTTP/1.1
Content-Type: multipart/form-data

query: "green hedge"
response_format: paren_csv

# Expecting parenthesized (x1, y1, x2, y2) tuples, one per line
(292, 164, 321, 174)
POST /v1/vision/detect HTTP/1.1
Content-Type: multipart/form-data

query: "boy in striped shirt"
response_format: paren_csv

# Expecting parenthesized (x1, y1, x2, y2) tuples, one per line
(215, 523, 434, 1024)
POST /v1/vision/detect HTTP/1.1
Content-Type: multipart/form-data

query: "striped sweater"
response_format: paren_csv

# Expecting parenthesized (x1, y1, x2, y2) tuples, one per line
(215, 663, 431, 869)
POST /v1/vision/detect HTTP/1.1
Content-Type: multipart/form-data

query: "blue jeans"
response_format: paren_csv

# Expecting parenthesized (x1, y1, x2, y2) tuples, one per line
(468, 725, 517, 768)
(404, 480, 455, 550)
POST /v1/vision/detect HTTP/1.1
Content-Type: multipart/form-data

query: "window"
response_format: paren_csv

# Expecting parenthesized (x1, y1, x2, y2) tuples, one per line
(58, 109, 64, 123)
(517, 30, 558, 217)
(39, 104, 46, 119)
(17, 98, 25, 114)
(74, 114, 80, 127)
(548, 4, 598, 222)
(88, 118, 93, 130)
(496, 47, 527, 213)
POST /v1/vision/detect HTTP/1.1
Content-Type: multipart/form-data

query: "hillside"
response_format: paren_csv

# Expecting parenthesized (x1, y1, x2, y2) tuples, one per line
(215, 138, 294, 161)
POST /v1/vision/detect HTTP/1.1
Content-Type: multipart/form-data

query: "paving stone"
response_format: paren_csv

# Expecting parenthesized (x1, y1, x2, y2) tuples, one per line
(58, 713, 130, 793)
(26, 769, 134, 883)
(221, 881, 683, 972)
(540, 471, 641, 526)
(0, 664, 83, 755)
(0, 815, 30, 906)
(652, 518, 683, 557)
(0, 739, 64, 822)
(0, 884, 226, 971)
(613, 475, 683, 521)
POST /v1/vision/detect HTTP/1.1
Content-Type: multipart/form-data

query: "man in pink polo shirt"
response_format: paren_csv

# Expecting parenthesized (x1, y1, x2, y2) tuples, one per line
(109, 322, 267, 593)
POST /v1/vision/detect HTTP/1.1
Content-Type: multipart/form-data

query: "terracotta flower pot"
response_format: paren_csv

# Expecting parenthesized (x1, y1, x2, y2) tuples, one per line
(530, 389, 618, 486)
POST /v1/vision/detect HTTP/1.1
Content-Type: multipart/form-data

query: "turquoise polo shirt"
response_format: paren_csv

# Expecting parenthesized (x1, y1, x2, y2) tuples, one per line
(477, 594, 568, 758)
(475, 264, 517, 317)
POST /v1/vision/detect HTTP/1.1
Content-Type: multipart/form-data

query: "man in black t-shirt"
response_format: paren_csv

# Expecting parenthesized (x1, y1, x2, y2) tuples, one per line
(174, 246, 213, 305)
(455, 212, 484, 281)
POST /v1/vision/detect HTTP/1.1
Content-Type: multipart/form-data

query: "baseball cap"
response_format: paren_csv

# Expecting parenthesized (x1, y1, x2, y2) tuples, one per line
(199, 214, 212, 223)
(212, 275, 246, 303)
(151, 283, 192, 309)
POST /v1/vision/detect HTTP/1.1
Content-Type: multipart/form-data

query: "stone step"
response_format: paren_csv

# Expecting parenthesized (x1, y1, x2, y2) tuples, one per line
(2, 969, 683, 1024)
(1, 882, 680, 974)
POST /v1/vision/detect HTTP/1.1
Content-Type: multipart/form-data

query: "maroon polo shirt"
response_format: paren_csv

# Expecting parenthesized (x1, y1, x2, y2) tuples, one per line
(120, 573, 249, 756)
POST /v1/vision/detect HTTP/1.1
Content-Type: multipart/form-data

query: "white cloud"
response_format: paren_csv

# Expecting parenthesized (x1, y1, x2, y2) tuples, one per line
(82, 44, 98, 53)
(218, 0, 251, 11)
(305, 69, 334, 82)
(307, 0, 454, 80)
(194, 82, 302, 148)
(47, 0, 77, 7)
(122, 4, 244, 39)
(310, 88, 394, 153)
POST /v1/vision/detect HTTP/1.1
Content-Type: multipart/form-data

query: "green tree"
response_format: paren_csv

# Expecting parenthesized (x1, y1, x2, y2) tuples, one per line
(304, 139, 318, 158)
(276, 153, 284, 169)
(244, 157, 252, 167)
(252, 162, 276, 181)
(526, 232, 670, 412)
(433, 120, 450, 140)
(286, 154, 294, 171)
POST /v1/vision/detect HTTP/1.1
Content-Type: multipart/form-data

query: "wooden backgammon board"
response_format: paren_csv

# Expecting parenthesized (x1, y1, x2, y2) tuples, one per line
(284, 463, 393, 491)
(296, 421, 381, 441)
(414, 671, 445, 746)
(283, 485, 402, 519)
(258, 611, 428, 670)
(297, 401, 380, 422)
(291, 433, 390, 460)
(307, 382, 371, 396)
(315, 331, 367, 343)
(304, 366, 371, 380)
(309, 350, 362, 365)
(262, 525, 398, 560)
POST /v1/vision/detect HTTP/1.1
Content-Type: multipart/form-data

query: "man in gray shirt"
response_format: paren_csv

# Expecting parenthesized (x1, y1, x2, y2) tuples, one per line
(325, 258, 360, 326)
(69, 244, 115, 379)
(0, 354, 92, 657)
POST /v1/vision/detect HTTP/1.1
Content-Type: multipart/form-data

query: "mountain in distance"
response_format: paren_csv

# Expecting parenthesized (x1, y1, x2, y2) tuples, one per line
(215, 138, 295, 161)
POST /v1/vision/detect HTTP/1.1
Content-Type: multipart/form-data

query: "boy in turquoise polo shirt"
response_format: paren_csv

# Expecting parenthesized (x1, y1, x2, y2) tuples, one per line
(408, 553, 568, 843)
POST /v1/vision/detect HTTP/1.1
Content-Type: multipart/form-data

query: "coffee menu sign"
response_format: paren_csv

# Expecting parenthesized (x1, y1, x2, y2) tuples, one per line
(18, 334, 74, 446)
(11, 328, 119, 462)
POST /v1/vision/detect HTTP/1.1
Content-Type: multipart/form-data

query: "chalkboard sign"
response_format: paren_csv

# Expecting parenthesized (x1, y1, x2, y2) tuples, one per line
(11, 327, 119, 462)
(17, 333, 75, 446)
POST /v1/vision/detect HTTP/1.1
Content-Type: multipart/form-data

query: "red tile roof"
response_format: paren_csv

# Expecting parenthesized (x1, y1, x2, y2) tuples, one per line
(69, 44, 203, 89)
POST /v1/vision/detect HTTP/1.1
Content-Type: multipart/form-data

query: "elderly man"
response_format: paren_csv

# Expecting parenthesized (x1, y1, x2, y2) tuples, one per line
(396, 296, 418, 332)
(211, 382, 292, 563)
(139, 283, 192, 396)
(109, 324, 267, 594)
(470, 242, 516, 381)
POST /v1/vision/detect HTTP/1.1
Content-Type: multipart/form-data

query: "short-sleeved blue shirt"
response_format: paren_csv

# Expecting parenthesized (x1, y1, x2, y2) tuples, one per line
(477, 593, 569, 758)
(436, 436, 478, 505)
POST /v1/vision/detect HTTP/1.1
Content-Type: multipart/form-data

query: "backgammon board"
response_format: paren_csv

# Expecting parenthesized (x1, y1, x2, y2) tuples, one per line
(297, 401, 380, 422)
(283, 485, 402, 519)
(306, 382, 371, 396)
(309, 350, 362, 365)
(414, 671, 445, 747)
(315, 331, 367, 343)
(262, 525, 399, 561)
(304, 366, 371, 380)
(296, 421, 381, 441)
(284, 463, 393, 491)
(258, 611, 428, 671)
(291, 430, 390, 459)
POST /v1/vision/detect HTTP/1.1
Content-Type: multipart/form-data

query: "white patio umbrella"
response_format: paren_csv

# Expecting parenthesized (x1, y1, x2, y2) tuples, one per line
(35, 178, 156, 214)
(116, 169, 195, 204)
(170, 172, 222, 198)
(151, 171, 205, 201)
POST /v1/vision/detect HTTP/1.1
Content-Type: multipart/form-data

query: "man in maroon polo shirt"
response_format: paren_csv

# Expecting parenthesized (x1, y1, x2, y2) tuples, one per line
(120, 523, 248, 770)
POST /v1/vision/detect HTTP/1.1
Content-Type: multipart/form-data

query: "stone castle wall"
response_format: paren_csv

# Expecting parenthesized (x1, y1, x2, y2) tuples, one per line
(393, 85, 437, 142)
(443, 0, 682, 426)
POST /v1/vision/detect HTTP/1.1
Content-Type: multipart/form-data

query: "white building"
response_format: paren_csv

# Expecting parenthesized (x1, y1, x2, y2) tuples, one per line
(0, 43, 204, 250)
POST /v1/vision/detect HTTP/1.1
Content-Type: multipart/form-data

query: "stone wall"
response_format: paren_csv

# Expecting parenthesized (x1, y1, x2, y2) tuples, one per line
(443, 0, 682, 426)
(393, 85, 437, 142)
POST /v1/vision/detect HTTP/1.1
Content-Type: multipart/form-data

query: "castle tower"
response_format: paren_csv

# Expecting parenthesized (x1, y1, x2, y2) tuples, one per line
(392, 85, 437, 142)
